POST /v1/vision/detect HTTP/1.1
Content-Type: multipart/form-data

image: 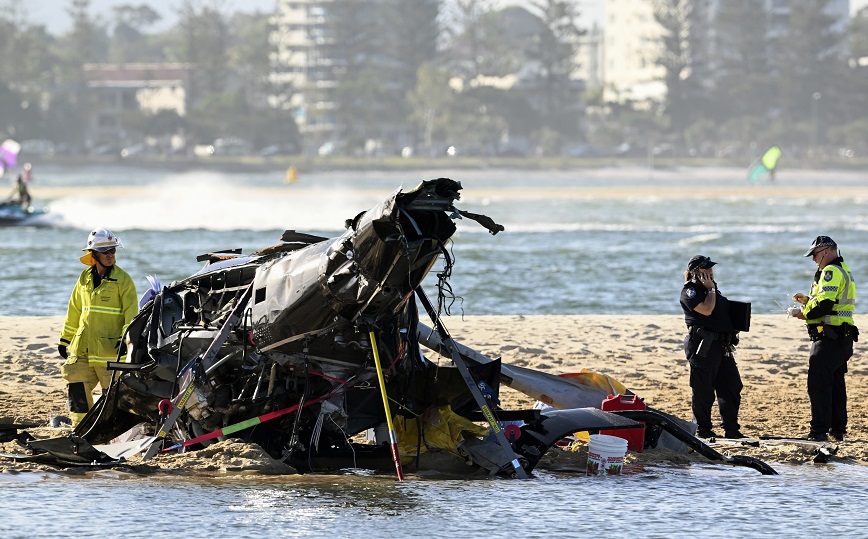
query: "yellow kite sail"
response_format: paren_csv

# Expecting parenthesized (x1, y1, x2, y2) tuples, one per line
(748, 146, 781, 182)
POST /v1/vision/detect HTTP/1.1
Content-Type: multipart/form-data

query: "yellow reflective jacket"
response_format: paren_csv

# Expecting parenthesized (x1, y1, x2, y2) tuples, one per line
(804, 261, 856, 327)
(59, 265, 138, 360)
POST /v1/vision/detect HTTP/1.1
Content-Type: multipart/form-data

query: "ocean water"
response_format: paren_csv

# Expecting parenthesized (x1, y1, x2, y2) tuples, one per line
(1, 164, 865, 317)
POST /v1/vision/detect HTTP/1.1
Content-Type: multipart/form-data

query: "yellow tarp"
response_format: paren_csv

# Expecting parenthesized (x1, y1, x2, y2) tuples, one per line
(394, 405, 490, 461)
(559, 369, 630, 396)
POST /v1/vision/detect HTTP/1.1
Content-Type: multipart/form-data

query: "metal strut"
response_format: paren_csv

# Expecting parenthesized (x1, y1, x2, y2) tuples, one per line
(415, 288, 528, 478)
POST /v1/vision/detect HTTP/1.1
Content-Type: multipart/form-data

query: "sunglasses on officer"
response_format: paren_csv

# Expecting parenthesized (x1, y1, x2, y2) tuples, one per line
(810, 247, 829, 259)
(94, 248, 116, 255)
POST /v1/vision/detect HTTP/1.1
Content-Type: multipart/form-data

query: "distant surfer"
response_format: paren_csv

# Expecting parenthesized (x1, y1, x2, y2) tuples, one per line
(9, 174, 31, 209)
(747, 146, 781, 183)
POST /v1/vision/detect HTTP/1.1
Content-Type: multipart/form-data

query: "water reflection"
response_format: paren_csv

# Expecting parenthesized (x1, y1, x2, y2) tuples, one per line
(2, 464, 868, 538)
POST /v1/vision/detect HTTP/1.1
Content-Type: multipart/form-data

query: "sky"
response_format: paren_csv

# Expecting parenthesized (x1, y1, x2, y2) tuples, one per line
(32, 0, 606, 35)
(28, 0, 868, 36)
(31, 0, 276, 34)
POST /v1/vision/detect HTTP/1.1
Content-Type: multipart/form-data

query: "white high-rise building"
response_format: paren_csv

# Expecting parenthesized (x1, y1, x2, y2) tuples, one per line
(603, 0, 666, 103)
(268, 0, 337, 141)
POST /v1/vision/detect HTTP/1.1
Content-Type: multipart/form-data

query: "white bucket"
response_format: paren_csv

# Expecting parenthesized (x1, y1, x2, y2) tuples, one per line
(586, 434, 628, 476)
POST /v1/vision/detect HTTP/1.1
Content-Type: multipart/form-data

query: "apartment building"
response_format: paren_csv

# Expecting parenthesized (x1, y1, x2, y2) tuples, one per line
(268, 0, 338, 146)
(83, 63, 192, 146)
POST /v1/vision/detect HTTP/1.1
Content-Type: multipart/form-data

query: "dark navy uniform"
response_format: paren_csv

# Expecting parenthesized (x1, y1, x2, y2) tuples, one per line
(680, 263, 743, 438)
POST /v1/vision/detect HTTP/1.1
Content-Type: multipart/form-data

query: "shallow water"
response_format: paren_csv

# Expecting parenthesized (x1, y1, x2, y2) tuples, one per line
(2, 165, 866, 316)
(2, 462, 868, 538)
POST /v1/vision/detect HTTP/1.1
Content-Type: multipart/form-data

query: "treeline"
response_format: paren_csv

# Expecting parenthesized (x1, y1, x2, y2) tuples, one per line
(649, 0, 868, 160)
(0, 0, 866, 159)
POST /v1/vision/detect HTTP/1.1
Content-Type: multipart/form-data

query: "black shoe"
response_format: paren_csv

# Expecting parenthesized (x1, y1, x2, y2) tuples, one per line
(724, 431, 747, 439)
(830, 431, 845, 442)
(806, 432, 828, 442)
(697, 429, 719, 439)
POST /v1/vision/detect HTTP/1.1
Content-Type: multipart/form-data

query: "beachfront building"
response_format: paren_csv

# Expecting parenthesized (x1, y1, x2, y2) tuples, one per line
(268, 0, 338, 152)
(603, 0, 666, 104)
(82, 63, 192, 150)
(577, 24, 604, 91)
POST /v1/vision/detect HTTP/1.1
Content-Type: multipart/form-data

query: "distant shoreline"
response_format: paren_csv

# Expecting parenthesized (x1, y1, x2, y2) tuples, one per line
(26, 153, 868, 175)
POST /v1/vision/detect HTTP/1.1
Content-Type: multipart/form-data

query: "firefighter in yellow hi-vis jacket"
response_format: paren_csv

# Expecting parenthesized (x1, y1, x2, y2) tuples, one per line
(58, 228, 138, 427)
(792, 235, 858, 442)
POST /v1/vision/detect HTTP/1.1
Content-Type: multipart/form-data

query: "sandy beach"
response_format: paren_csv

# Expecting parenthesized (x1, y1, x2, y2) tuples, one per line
(1, 313, 866, 473)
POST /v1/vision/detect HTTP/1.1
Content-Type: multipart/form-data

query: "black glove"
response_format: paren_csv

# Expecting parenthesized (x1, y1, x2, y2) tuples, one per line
(58, 344, 68, 359)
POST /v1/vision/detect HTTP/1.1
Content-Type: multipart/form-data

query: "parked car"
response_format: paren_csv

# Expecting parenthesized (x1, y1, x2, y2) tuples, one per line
(20, 139, 55, 157)
(212, 137, 251, 156)
(258, 143, 300, 156)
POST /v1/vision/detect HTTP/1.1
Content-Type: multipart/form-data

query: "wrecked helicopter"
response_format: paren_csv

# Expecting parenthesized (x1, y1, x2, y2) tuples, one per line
(12, 178, 776, 477)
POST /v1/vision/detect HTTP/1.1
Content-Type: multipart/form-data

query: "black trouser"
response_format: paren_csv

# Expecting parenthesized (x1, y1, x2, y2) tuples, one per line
(684, 335, 743, 433)
(808, 336, 853, 435)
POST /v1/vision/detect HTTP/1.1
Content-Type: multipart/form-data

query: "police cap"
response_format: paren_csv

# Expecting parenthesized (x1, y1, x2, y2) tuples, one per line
(687, 255, 717, 271)
(803, 235, 836, 257)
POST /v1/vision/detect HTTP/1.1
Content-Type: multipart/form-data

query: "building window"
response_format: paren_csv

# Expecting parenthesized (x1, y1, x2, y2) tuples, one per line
(97, 114, 118, 128)
(122, 91, 138, 110)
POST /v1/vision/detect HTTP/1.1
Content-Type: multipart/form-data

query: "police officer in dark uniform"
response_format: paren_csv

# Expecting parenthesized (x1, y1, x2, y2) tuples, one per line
(792, 236, 858, 442)
(680, 255, 744, 439)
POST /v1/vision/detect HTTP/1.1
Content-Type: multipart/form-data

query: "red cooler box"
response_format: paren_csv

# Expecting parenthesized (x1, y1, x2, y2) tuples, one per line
(600, 394, 646, 453)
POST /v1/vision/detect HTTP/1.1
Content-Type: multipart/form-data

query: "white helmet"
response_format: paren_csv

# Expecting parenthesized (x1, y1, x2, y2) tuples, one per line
(82, 227, 124, 252)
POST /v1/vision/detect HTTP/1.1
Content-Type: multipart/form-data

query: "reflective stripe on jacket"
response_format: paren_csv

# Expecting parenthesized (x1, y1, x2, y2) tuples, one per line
(59, 265, 138, 360)
(805, 262, 856, 327)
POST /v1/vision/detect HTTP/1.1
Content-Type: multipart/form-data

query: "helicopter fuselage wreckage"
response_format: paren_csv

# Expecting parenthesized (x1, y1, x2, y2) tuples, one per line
(14, 178, 776, 476)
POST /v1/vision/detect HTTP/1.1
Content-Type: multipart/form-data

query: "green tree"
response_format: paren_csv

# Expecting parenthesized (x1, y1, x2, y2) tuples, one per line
(186, 90, 246, 142)
(441, 0, 519, 81)
(651, 0, 708, 145)
(0, 2, 58, 139)
(0, 2, 56, 90)
(227, 12, 272, 108)
(851, 7, 868, 59)
(440, 3, 535, 154)
(712, 1, 774, 114)
(61, 0, 108, 67)
(331, 72, 396, 154)
(771, 0, 845, 145)
(326, 0, 392, 152)
(109, 4, 162, 63)
(49, 0, 109, 147)
(407, 63, 455, 153)
(841, 7, 868, 131)
(453, 87, 510, 154)
(525, 0, 584, 143)
(175, 0, 230, 107)
(381, 0, 440, 147)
